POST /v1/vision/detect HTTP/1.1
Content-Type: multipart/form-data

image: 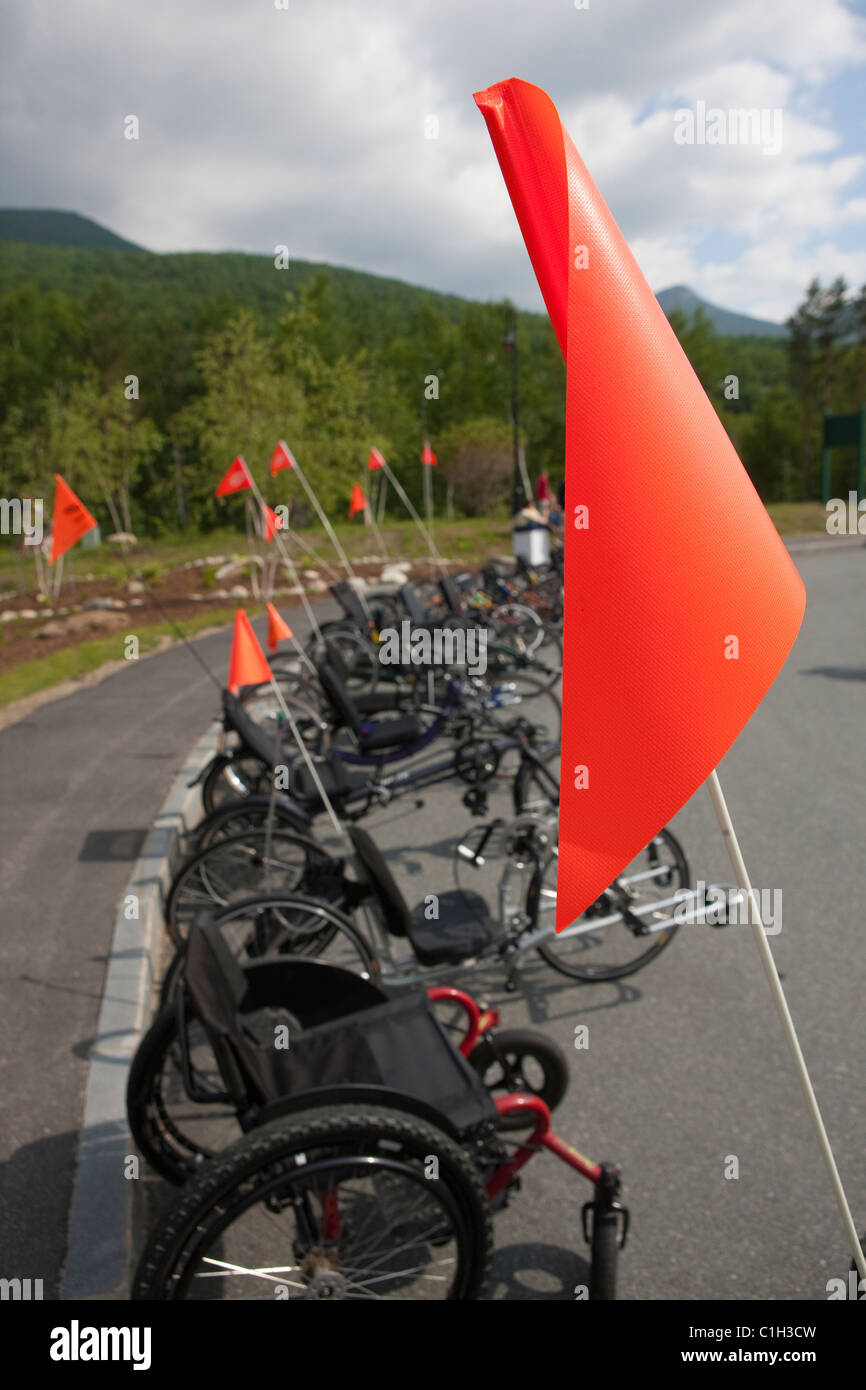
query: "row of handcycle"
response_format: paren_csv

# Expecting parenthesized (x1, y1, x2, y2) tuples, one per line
(128, 562, 711, 1300)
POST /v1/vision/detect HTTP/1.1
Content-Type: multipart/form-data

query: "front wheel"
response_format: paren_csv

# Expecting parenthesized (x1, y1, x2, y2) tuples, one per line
(535, 828, 688, 981)
(467, 1028, 569, 1130)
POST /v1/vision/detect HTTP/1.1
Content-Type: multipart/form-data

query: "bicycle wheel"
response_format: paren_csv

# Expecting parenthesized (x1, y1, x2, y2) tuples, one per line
(467, 1029, 569, 1131)
(127, 999, 243, 1185)
(165, 829, 334, 946)
(589, 1204, 619, 1301)
(201, 754, 272, 814)
(535, 829, 688, 981)
(193, 796, 312, 849)
(132, 1104, 493, 1300)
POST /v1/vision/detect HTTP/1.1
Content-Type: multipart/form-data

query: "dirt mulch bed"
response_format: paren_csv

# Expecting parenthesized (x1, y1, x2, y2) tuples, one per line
(0, 556, 445, 679)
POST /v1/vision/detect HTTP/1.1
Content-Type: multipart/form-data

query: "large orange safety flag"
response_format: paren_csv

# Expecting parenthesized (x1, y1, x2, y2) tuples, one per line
(348, 483, 367, 518)
(227, 610, 273, 692)
(271, 440, 296, 475)
(50, 474, 97, 563)
(475, 79, 805, 932)
(266, 601, 293, 652)
(216, 456, 253, 497)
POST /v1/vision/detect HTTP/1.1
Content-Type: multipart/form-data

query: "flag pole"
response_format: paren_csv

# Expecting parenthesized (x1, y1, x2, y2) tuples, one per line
(707, 769, 866, 1280)
(267, 677, 348, 843)
(244, 474, 323, 642)
(382, 460, 446, 571)
(290, 456, 356, 582)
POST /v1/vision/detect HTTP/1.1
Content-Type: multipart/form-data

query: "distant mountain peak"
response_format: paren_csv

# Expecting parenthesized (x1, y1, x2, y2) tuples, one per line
(0, 209, 145, 253)
(656, 284, 785, 339)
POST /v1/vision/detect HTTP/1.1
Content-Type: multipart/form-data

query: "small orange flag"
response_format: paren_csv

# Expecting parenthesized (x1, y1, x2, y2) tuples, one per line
(216, 456, 253, 497)
(368, 447, 386, 471)
(262, 503, 283, 541)
(271, 440, 296, 475)
(348, 483, 367, 518)
(227, 610, 273, 692)
(421, 442, 437, 466)
(50, 474, 97, 564)
(266, 602, 293, 652)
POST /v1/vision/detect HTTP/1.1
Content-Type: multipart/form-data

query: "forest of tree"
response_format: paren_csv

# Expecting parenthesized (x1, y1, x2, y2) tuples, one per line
(1, 237, 865, 538)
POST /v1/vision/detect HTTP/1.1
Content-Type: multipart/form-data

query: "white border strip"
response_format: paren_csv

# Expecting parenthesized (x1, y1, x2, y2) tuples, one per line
(62, 721, 221, 1299)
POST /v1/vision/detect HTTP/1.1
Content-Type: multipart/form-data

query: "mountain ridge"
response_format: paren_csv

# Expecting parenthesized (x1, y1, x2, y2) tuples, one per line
(0, 208, 787, 338)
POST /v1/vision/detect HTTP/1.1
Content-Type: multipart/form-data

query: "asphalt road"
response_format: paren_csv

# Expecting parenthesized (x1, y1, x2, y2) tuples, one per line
(1, 550, 864, 1300)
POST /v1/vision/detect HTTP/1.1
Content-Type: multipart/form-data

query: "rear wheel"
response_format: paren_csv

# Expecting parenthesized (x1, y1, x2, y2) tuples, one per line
(132, 1104, 493, 1300)
(166, 829, 334, 946)
(535, 829, 688, 982)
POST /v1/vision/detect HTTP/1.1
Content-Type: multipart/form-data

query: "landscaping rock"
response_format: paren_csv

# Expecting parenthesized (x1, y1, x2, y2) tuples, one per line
(379, 563, 412, 584)
(19, 609, 38, 620)
(126, 579, 146, 595)
(84, 597, 126, 612)
(229, 584, 249, 598)
(0, 611, 18, 624)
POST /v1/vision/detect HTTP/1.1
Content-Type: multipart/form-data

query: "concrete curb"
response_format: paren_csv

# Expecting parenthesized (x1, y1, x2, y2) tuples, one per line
(62, 720, 221, 1299)
(784, 534, 865, 554)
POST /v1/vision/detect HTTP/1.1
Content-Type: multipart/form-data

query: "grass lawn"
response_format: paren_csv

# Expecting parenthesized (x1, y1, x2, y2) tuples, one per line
(0, 607, 243, 708)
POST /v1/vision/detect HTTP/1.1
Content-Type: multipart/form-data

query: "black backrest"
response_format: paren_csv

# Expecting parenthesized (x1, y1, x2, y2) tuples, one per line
(398, 583, 428, 626)
(438, 574, 463, 614)
(222, 689, 279, 768)
(330, 581, 370, 632)
(181, 915, 497, 1135)
(347, 825, 412, 939)
(316, 662, 365, 737)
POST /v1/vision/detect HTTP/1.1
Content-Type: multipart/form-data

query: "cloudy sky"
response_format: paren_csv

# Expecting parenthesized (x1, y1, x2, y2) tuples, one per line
(2, 0, 865, 322)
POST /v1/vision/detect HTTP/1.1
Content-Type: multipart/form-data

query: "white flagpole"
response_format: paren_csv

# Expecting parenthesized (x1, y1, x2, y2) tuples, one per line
(244, 473, 323, 642)
(423, 456, 434, 536)
(291, 455, 356, 581)
(707, 769, 866, 1280)
(382, 461, 446, 571)
(267, 677, 347, 843)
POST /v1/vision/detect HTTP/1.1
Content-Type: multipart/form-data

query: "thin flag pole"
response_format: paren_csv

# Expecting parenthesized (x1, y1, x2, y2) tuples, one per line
(267, 677, 348, 843)
(280, 523, 341, 581)
(291, 456, 356, 582)
(245, 473, 323, 642)
(707, 769, 866, 1280)
(423, 455, 434, 536)
(381, 460, 446, 571)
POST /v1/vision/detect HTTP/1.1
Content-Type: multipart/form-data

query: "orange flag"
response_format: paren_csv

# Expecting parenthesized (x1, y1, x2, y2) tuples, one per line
(49, 474, 97, 563)
(368, 447, 386, 471)
(216, 456, 253, 497)
(271, 440, 296, 475)
(475, 79, 805, 931)
(261, 503, 283, 541)
(421, 442, 437, 466)
(348, 483, 367, 518)
(227, 610, 273, 692)
(266, 601, 293, 652)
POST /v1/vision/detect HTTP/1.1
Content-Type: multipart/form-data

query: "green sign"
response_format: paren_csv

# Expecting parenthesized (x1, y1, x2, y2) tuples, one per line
(822, 406, 866, 504)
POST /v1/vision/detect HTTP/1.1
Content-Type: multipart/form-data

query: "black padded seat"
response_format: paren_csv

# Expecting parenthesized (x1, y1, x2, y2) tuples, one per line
(357, 715, 423, 751)
(318, 662, 422, 751)
(292, 758, 370, 805)
(408, 890, 504, 966)
(355, 689, 405, 715)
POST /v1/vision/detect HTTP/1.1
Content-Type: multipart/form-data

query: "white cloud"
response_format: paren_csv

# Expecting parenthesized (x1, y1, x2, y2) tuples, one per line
(1, 0, 865, 321)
